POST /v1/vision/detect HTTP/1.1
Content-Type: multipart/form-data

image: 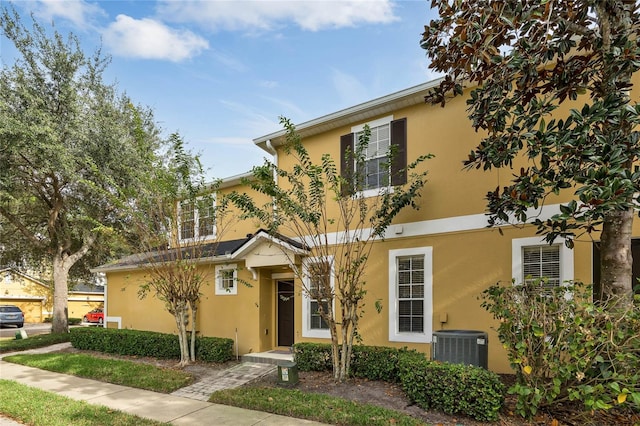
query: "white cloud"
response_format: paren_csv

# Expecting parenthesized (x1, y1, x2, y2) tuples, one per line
(330, 68, 367, 106)
(260, 95, 306, 120)
(33, 0, 105, 28)
(157, 0, 399, 32)
(211, 50, 248, 72)
(103, 15, 209, 62)
(219, 100, 280, 135)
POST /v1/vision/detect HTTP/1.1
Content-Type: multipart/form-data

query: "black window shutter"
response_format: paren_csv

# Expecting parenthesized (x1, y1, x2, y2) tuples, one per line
(390, 118, 407, 186)
(340, 133, 355, 196)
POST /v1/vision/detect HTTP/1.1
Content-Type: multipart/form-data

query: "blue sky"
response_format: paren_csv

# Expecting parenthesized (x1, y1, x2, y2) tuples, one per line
(2, 1, 441, 180)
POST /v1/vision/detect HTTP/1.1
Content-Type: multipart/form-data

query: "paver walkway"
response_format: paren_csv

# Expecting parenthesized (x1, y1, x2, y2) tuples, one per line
(172, 361, 276, 401)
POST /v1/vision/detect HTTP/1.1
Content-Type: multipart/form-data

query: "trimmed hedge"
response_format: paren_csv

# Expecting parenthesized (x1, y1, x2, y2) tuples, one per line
(292, 342, 333, 372)
(70, 327, 234, 363)
(293, 342, 418, 382)
(293, 342, 504, 422)
(398, 352, 504, 422)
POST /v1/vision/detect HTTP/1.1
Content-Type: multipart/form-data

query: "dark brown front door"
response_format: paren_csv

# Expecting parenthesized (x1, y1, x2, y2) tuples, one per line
(277, 280, 294, 347)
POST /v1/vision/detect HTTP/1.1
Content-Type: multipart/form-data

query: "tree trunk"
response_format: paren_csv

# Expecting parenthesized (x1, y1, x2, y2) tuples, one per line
(599, 208, 634, 304)
(51, 254, 71, 334)
(189, 303, 197, 362)
(174, 303, 190, 367)
(50, 235, 96, 334)
(328, 315, 340, 382)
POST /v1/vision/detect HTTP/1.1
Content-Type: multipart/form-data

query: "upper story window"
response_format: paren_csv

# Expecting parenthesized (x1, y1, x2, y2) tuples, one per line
(340, 116, 407, 197)
(179, 197, 216, 242)
(357, 122, 390, 191)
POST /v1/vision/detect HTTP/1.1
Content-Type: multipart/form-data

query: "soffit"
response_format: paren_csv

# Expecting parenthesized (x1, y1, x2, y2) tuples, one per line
(253, 78, 443, 151)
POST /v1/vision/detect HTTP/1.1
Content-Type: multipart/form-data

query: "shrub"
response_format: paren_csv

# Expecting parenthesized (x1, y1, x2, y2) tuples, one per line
(350, 345, 417, 383)
(70, 328, 234, 362)
(292, 342, 332, 372)
(482, 282, 640, 418)
(293, 343, 504, 422)
(42, 317, 80, 324)
(0, 333, 70, 352)
(293, 342, 416, 381)
(196, 336, 234, 363)
(397, 352, 504, 422)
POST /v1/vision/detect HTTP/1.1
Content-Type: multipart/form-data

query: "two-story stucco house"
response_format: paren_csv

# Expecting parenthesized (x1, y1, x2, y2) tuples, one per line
(93, 75, 640, 374)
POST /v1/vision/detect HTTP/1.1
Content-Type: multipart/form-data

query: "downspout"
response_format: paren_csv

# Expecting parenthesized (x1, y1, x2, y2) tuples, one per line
(265, 140, 278, 185)
(265, 140, 278, 219)
(102, 277, 107, 328)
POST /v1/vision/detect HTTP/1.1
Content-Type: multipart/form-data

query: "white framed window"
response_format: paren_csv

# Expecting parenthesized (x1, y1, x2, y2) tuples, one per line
(389, 247, 433, 343)
(215, 264, 237, 295)
(178, 196, 216, 242)
(512, 236, 574, 291)
(302, 256, 334, 338)
(352, 116, 392, 197)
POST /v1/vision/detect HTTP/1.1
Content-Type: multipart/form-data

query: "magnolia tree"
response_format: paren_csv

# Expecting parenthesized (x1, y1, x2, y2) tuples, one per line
(229, 118, 431, 382)
(0, 8, 166, 333)
(133, 135, 233, 366)
(421, 0, 640, 303)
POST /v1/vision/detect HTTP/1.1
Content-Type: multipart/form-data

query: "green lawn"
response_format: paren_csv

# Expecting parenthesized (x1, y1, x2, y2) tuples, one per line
(3, 344, 429, 425)
(4, 353, 193, 393)
(210, 386, 428, 426)
(0, 380, 167, 426)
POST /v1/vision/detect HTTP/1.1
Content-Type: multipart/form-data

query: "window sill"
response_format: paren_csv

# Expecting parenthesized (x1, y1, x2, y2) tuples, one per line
(302, 329, 331, 339)
(389, 332, 431, 344)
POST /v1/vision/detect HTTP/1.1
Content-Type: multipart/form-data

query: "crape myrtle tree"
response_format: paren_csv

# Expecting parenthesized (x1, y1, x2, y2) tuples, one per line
(134, 134, 234, 366)
(0, 8, 169, 333)
(228, 117, 431, 382)
(421, 1, 640, 303)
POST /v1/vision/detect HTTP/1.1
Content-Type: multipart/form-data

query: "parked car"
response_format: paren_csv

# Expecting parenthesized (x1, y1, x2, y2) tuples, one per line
(83, 308, 104, 324)
(0, 305, 25, 328)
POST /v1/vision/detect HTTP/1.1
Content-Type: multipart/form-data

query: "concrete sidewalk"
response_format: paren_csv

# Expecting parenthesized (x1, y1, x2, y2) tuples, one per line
(0, 345, 324, 425)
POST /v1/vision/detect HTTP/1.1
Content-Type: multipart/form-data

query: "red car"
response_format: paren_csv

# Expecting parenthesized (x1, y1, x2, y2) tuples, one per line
(83, 308, 104, 324)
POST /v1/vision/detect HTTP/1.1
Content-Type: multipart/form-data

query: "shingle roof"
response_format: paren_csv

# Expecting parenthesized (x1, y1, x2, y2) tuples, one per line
(70, 283, 104, 294)
(91, 229, 307, 273)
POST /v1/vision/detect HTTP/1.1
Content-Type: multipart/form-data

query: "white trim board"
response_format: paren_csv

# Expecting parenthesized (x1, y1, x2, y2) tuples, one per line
(298, 204, 565, 246)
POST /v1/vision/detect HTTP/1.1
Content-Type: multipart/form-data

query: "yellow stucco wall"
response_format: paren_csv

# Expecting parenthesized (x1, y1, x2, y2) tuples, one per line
(217, 185, 273, 241)
(105, 262, 270, 356)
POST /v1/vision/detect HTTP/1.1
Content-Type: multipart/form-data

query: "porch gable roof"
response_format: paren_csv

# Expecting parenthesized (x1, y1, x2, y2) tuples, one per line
(91, 229, 308, 273)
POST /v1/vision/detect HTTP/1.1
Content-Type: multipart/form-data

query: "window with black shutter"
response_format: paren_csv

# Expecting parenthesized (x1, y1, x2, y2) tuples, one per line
(340, 117, 407, 195)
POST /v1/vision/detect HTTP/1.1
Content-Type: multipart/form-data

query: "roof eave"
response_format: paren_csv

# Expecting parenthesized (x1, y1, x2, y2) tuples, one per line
(253, 78, 444, 153)
(90, 254, 232, 274)
(231, 230, 309, 259)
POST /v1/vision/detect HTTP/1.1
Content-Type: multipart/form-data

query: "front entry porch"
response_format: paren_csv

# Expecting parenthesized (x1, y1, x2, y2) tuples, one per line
(241, 349, 294, 365)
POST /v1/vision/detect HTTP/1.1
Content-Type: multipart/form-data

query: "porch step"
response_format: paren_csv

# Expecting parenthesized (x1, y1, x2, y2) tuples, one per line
(241, 350, 294, 365)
